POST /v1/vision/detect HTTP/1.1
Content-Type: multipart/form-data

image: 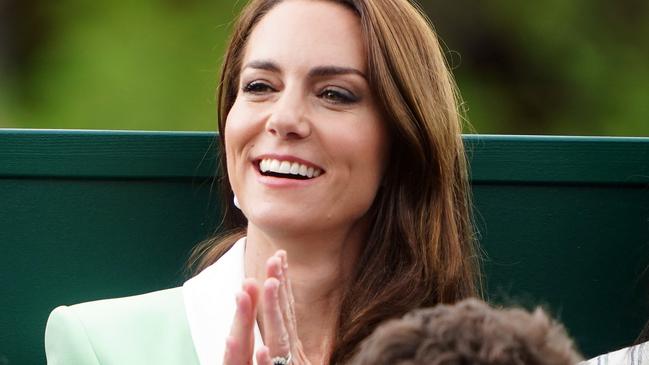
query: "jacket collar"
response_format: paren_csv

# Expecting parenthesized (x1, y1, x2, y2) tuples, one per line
(183, 237, 263, 365)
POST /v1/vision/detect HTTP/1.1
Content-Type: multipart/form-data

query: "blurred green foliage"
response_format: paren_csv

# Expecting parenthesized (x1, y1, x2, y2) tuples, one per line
(425, 0, 649, 136)
(0, 0, 647, 135)
(1, 0, 241, 131)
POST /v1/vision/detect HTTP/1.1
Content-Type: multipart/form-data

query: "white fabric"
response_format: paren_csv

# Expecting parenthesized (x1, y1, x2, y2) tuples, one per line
(585, 341, 649, 365)
(183, 237, 263, 365)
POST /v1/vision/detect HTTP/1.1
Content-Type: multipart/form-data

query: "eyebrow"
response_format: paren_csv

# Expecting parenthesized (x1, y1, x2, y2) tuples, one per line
(243, 60, 367, 80)
(244, 60, 281, 73)
(309, 65, 367, 80)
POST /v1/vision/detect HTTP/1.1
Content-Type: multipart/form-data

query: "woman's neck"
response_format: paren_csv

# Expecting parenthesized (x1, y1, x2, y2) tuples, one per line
(243, 222, 366, 363)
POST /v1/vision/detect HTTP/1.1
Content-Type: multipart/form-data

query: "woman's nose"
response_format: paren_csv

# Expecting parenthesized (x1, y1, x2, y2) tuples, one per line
(265, 91, 312, 140)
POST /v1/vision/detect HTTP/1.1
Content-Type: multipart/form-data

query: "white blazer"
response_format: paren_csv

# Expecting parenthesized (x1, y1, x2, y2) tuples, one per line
(184, 237, 263, 365)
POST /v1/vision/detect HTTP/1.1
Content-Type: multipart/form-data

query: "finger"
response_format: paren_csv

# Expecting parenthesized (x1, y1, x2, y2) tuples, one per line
(223, 336, 245, 365)
(264, 255, 282, 332)
(242, 279, 260, 350)
(268, 252, 296, 342)
(265, 255, 282, 280)
(262, 277, 291, 358)
(224, 290, 256, 365)
(242, 278, 261, 314)
(276, 250, 299, 342)
(256, 345, 273, 365)
(229, 291, 254, 344)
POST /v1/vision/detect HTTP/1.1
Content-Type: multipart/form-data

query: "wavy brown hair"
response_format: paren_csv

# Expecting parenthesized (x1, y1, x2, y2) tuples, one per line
(187, 0, 482, 363)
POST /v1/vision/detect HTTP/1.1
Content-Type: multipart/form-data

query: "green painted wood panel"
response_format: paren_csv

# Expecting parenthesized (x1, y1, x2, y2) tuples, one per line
(0, 178, 221, 365)
(476, 184, 649, 355)
(1, 129, 648, 364)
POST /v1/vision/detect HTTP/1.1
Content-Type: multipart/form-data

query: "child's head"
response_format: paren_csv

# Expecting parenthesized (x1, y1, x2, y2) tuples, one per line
(350, 298, 583, 365)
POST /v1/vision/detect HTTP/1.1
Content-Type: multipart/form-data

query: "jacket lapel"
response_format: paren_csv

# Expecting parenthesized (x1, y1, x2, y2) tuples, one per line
(183, 237, 263, 365)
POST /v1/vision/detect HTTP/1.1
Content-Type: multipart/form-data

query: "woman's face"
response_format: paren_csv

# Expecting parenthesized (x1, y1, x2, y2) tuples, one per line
(225, 0, 388, 236)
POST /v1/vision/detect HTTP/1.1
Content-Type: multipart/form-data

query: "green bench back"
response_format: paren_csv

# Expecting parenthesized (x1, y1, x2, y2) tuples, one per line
(1, 129, 648, 364)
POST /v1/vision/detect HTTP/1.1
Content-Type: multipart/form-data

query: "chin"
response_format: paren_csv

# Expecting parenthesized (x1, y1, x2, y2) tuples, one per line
(249, 217, 315, 238)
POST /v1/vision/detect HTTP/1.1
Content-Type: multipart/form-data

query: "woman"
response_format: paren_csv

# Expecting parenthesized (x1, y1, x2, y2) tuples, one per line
(45, 0, 480, 364)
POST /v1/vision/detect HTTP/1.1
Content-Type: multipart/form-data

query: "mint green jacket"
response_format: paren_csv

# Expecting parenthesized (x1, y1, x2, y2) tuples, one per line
(45, 238, 263, 365)
(45, 288, 200, 365)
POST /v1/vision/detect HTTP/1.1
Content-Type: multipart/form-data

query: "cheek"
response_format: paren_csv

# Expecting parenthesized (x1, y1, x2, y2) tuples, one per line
(223, 129, 238, 195)
(348, 121, 388, 182)
(355, 121, 389, 206)
(223, 120, 238, 177)
(224, 104, 242, 151)
(329, 115, 388, 202)
(224, 102, 255, 160)
(223, 104, 250, 190)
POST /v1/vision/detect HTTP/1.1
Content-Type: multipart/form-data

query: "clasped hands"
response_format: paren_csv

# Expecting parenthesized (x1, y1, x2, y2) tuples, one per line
(224, 251, 311, 365)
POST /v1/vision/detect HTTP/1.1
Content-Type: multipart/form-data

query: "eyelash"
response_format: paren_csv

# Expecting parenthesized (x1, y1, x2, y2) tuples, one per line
(318, 88, 358, 105)
(242, 81, 274, 94)
(241, 81, 359, 105)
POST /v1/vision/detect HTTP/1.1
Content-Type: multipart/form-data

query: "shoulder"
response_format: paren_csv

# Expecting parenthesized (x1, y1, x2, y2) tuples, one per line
(65, 286, 184, 320)
(584, 342, 649, 365)
(45, 287, 199, 365)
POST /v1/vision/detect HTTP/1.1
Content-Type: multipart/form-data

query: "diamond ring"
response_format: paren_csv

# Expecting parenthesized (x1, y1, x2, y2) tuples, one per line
(271, 352, 292, 365)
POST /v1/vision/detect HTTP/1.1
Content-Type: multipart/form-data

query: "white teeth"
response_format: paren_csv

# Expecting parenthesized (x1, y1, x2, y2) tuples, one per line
(270, 159, 280, 172)
(279, 161, 291, 174)
(258, 158, 323, 179)
(290, 162, 299, 174)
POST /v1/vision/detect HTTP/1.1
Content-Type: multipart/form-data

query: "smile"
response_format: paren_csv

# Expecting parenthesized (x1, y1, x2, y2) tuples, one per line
(257, 158, 324, 180)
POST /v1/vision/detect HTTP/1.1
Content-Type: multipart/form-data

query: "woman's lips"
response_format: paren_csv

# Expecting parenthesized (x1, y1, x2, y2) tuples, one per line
(258, 158, 323, 179)
(253, 154, 325, 180)
(252, 155, 325, 187)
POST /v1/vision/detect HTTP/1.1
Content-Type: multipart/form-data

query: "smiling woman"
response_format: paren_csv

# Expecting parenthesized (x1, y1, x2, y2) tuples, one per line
(226, 1, 388, 247)
(44, 1, 480, 364)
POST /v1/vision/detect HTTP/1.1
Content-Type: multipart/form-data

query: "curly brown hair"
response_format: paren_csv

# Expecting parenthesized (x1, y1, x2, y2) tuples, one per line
(349, 298, 583, 365)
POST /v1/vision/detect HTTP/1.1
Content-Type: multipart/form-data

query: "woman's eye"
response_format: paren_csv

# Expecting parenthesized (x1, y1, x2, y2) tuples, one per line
(242, 81, 274, 94)
(319, 87, 358, 105)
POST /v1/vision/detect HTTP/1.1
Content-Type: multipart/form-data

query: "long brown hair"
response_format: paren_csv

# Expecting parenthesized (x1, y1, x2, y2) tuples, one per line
(187, 0, 482, 363)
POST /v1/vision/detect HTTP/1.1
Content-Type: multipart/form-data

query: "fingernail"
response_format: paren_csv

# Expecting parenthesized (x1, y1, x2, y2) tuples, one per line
(272, 258, 283, 277)
(266, 278, 279, 297)
(280, 251, 288, 269)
